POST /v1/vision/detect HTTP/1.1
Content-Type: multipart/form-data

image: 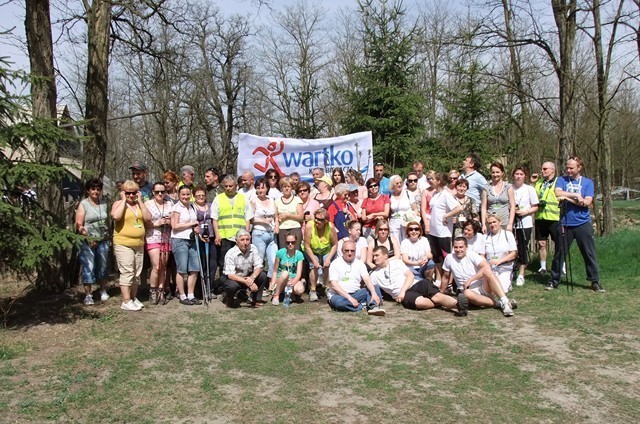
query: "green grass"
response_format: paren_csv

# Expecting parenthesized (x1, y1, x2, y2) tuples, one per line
(0, 226, 639, 422)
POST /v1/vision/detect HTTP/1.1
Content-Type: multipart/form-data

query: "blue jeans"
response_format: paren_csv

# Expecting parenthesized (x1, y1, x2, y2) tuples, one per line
(329, 285, 383, 312)
(251, 228, 278, 277)
(171, 238, 200, 274)
(79, 240, 110, 284)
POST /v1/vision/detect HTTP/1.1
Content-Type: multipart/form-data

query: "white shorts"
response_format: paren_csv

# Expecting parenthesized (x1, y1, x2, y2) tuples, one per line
(468, 279, 490, 297)
(494, 269, 512, 293)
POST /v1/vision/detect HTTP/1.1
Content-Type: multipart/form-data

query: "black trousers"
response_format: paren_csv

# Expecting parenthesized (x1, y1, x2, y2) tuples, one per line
(220, 271, 268, 306)
(550, 221, 600, 284)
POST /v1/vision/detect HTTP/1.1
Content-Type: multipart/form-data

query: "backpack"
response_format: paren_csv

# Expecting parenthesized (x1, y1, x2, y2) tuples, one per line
(329, 201, 350, 239)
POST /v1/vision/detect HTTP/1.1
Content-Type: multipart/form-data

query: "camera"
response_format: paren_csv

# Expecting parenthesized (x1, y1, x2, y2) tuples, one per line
(202, 223, 210, 239)
(538, 200, 547, 209)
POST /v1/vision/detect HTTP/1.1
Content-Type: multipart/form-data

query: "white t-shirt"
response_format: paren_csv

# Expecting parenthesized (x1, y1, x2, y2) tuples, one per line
(275, 195, 303, 230)
(400, 237, 431, 263)
(337, 237, 368, 260)
(484, 230, 517, 273)
(513, 184, 539, 229)
(328, 257, 369, 298)
(428, 190, 460, 237)
(171, 202, 197, 239)
(467, 233, 486, 256)
(442, 250, 485, 289)
(369, 259, 413, 299)
(390, 191, 413, 219)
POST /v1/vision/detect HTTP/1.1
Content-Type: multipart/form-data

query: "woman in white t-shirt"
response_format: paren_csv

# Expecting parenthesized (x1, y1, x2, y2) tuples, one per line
(484, 213, 517, 293)
(511, 166, 539, 287)
(388, 174, 413, 244)
(251, 178, 279, 283)
(337, 220, 368, 261)
(400, 221, 434, 280)
(170, 186, 202, 305)
(426, 172, 463, 284)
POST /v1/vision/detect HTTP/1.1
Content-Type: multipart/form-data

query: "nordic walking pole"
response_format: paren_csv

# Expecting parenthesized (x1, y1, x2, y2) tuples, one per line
(205, 240, 212, 303)
(195, 236, 208, 306)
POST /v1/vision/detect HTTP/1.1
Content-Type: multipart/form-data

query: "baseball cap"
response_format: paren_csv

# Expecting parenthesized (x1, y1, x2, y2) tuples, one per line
(348, 184, 359, 192)
(319, 175, 333, 187)
(129, 162, 147, 171)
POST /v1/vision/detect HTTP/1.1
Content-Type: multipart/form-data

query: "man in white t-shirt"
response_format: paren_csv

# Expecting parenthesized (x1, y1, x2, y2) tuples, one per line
(441, 237, 516, 317)
(240, 170, 257, 204)
(328, 241, 385, 316)
(370, 246, 463, 313)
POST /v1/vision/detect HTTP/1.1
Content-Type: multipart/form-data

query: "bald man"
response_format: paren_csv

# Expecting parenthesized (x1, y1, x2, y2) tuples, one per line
(533, 162, 560, 274)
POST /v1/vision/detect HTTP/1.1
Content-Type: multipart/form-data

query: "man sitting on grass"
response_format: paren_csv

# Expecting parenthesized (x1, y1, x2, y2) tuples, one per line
(328, 241, 386, 316)
(441, 237, 516, 317)
(369, 246, 462, 313)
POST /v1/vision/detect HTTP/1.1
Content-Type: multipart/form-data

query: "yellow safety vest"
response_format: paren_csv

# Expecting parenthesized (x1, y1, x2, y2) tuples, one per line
(217, 193, 247, 239)
(534, 178, 560, 221)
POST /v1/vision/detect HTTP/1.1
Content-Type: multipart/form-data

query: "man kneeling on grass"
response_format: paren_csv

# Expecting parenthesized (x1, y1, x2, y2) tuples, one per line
(328, 241, 386, 316)
(369, 246, 463, 313)
(220, 229, 268, 308)
(441, 237, 516, 317)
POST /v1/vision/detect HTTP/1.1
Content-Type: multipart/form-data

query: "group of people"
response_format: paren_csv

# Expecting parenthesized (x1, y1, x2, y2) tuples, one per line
(75, 154, 603, 316)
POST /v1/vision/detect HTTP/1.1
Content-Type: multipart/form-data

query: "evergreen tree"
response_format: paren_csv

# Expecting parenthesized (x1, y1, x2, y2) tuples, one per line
(340, 0, 424, 172)
(0, 61, 81, 287)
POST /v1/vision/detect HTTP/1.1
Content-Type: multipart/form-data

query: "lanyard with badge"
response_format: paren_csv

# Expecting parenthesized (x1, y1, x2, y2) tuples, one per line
(126, 203, 143, 228)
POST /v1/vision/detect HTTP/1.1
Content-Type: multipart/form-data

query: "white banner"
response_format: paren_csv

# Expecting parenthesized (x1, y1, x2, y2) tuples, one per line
(237, 132, 374, 182)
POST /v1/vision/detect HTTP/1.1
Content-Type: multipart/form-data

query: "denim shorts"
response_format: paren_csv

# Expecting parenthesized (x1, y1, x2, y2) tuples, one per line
(79, 240, 110, 284)
(171, 238, 201, 274)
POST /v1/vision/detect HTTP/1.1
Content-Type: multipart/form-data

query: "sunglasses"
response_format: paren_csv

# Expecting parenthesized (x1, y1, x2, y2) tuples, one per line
(426, 177, 433, 181)
(378, 228, 389, 231)
(298, 188, 309, 193)
(408, 227, 421, 232)
(315, 218, 326, 222)
(153, 190, 165, 194)
(125, 191, 137, 195)
(368, 184, 379, 189)
(286, 241, 296, 245)
(343, 249, 356, 253)
(407, 179, 418, 183)
(268, 176, 278, 180)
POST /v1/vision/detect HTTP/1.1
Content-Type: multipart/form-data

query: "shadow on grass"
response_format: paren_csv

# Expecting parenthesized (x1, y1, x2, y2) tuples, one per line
(1, 286, 108, 329)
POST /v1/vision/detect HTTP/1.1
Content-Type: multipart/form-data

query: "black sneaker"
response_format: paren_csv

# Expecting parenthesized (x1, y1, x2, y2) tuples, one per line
(190, 298, 203, 305)
(179, 298, 193, 306)
(591, 282, 605, 293)
(456, 293, 469, 317)
(545, 281, 559, 291)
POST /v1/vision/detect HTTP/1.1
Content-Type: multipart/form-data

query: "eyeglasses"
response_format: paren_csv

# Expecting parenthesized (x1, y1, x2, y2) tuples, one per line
(407, 179, 418, 183)
(195, 194, 206, 198)
(378, 228, 389, 231)
(408, 227, 421, 232)
(153, 190, 165, 194)
(368, 184, 379, 189)
(125, 191, 137, 195)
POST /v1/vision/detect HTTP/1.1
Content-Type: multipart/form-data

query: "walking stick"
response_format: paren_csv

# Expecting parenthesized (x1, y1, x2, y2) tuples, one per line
(560, 202, 574, 291)
(205, 240, 212, 302)
(195, 236, 208, 306)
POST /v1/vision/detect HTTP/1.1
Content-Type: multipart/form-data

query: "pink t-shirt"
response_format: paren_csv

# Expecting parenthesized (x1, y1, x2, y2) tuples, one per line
(362, 195, 390, 228)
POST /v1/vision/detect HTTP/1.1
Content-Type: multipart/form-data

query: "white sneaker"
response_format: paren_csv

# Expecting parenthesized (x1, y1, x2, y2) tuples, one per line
(309, 291, 318, 302)
(83, 295, 94, 305)
(502, 301, 514, 317)
(367, 306, 386, 316)
(121, 300, 142, 311)
(133, 298, 144, 309)
(271, 297, 280, 306)
(100, 290, 110, 301)
(515, 275, 525, 286)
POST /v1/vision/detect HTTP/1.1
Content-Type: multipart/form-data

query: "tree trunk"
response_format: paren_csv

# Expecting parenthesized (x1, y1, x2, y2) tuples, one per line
(551, 0, 577, 162)
(25, 0, 71, 291)
(83, 0, 111, 179)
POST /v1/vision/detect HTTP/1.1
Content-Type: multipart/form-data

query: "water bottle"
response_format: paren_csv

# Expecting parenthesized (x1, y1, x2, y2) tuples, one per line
(284, 286, 292, 307)
(317, 267, 324, 286)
